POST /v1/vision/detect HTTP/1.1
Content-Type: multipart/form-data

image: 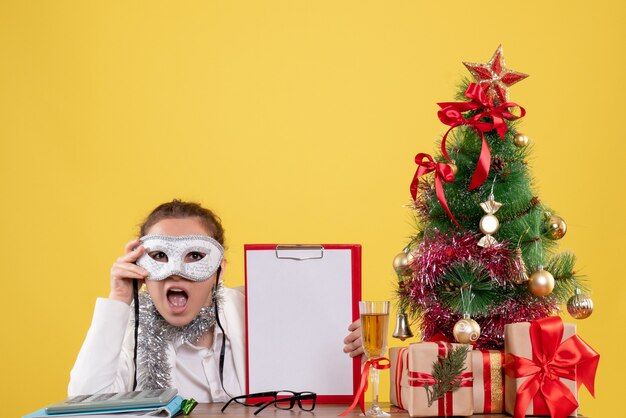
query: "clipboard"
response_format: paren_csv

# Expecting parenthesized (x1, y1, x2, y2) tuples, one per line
(244, 244, 361, 403)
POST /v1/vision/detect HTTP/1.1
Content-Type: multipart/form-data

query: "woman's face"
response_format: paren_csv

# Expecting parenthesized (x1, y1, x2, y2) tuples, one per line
(143, 217, 223, 327)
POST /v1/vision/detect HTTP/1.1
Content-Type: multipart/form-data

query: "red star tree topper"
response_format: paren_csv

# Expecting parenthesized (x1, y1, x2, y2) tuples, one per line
(463, 45, 528, 104)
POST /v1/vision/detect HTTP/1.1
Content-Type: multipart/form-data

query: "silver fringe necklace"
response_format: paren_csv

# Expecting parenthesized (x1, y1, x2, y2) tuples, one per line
(134, 284, 223, 389)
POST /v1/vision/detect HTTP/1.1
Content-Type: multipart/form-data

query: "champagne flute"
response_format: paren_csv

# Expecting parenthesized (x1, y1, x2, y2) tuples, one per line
(359, 301, 390, 417)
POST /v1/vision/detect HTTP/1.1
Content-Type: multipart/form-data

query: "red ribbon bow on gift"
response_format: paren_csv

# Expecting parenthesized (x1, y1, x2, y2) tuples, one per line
(437, 83, 526, 190)
(409, 153, 459, 227)
(503, 316, 600, 418)
(339, 357, 390, 416)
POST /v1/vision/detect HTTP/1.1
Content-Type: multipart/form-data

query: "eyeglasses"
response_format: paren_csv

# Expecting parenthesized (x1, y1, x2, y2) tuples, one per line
(221, 391, 317, 415)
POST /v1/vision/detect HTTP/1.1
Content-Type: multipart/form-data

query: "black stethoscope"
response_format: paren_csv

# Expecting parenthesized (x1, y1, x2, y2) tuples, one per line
(131, 266, 230, 396)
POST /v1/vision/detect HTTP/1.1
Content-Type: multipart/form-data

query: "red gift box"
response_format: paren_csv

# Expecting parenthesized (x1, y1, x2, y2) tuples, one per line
(471, 349, 504, 413)
(503, 316, 599, 418)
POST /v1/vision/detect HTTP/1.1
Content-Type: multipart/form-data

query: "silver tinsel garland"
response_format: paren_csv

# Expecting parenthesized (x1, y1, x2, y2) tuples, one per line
(134, 283, 224, 389)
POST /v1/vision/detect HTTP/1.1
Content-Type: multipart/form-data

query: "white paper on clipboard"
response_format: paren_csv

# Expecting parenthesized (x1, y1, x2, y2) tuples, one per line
(244, 244, 361, 403)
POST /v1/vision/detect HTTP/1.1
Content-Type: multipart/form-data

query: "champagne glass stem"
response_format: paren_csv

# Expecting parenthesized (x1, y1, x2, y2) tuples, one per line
(370, 365, 380, 410)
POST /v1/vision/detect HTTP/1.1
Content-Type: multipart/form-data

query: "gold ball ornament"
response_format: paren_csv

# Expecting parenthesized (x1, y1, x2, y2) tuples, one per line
(393, 252, 411, 275)
(479, 214, 500, 235)
(545, 215, 567, 240)
(528, 267, 555, 297)
(453, 317, 481, 344)
(513, 133, 529, 147)
(567, 289, 594, 319)
(448, 163, 458, 176)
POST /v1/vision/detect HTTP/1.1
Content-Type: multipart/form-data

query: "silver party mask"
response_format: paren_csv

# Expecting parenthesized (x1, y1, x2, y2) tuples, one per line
(136, 235, 224, 281)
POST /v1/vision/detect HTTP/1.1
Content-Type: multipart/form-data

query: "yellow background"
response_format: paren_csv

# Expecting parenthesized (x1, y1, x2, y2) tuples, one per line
(1, 1, 624, 417)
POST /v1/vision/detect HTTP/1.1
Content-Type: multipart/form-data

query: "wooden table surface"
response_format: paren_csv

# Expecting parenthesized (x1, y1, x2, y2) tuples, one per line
(196, 402, 512, 417)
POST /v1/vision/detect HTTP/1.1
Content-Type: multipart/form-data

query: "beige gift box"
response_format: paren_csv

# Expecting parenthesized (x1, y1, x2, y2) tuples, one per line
(504, 321, 578, 417)
(471, 349, 505, 414)
(390, 346, 410, 409)
(390, 342, 473, 417)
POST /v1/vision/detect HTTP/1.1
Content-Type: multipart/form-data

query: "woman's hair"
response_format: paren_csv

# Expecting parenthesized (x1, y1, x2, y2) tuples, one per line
(139, 199, 225, 246)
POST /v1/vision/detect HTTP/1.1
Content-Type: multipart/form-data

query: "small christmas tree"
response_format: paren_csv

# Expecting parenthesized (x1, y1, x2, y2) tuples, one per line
(395, 46, 593, 349)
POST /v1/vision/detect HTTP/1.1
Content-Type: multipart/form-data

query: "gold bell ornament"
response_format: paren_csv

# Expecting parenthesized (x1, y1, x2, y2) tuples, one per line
(392, 311, 414, 341)
(567, 288, 594, 319)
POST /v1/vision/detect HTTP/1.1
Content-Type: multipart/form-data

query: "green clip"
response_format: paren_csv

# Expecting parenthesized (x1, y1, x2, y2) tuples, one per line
(181, 398, 198, 415)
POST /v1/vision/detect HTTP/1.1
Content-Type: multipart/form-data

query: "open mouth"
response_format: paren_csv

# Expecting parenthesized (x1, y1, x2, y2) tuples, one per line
(167, 288, 189, 312)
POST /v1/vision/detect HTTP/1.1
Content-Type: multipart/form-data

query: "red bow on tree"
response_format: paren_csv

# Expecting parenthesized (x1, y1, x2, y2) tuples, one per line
(410, 153, 459, 227)
(437, 83, 526, 190)
(503, 316, 599, 418)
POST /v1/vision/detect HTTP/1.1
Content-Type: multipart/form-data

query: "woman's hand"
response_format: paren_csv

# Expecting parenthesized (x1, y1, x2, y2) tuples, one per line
(343, 319, 364, 358)
(109, 239, 149, 305)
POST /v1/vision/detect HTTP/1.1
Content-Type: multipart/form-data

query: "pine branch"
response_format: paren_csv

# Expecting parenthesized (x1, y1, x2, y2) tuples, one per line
(424, 345, 470, 407)
(436, 262, 507, 316)
(546, 251, 588, 301)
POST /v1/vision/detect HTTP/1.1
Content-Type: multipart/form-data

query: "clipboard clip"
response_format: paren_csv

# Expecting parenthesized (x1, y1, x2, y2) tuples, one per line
(275, 245, 324, 260)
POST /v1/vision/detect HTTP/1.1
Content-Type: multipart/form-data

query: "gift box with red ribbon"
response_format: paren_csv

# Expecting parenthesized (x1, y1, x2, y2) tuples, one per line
(471, 349, 505, 414)
(390, 347, 409, 410)
(390, 342, 473, 417)
(503, 316, 599, 418)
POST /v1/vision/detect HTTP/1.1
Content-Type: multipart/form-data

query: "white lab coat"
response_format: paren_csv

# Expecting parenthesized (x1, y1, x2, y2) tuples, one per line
(68, 286, 246, 399)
